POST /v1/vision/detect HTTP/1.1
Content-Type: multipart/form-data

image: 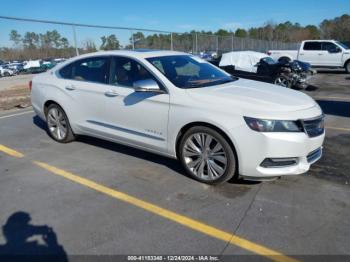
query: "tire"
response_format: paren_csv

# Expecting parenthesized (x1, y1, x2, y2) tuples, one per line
(46, 104, 75, 143)
(3, 72, 10, 77)
(179, 126, 237, 185)
(278, 57, 291, 63)
(274, 76, 292, 88)
(345, 61, 350, 74)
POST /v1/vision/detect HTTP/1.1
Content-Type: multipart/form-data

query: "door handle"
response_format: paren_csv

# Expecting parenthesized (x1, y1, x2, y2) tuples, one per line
(104, 90, 119, 97)
(318, 53, 323, 55)
(65, 85, 76, 91)
(299, 53, 304, 56)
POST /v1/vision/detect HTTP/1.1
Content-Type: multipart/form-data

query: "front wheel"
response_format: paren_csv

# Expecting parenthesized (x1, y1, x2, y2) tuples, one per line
(345, 61, 350, 74)
(278, 57, 291, 64)
(274, 76, 291, 88)
(46, 104, 75, 143)
(179, 126, 237, 185)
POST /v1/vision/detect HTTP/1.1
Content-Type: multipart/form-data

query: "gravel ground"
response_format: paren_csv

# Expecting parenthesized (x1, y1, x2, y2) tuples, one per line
(0, 74, 34, 110)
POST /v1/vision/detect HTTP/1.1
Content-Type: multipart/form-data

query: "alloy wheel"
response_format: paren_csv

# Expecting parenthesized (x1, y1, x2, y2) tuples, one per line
(274, 77, 289, 87)
(346, 63, 350, 73)
(182, 133, 228, 181)
(47, 107, 67, 140)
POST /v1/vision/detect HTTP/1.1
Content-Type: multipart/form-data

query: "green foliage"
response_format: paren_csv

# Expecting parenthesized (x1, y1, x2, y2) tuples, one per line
(3, 13, 349, 61)
(23, 32, 39, 49)
(100, 34, 120, 50)
(9, 30, 22, 46)
(235, 28, 248, 38)
(320, 14, 350, 40)
(215, 29, 231, 36)
(83, 39, 97, 53)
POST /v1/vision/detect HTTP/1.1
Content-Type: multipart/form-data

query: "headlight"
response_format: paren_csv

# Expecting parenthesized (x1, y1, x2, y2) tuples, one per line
(244, 117, 303, 132)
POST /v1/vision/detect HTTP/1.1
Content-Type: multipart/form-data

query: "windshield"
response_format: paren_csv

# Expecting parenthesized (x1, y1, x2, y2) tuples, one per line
(146, 55, 236, 88)
(337, 42, 349, 50)
(261, 57, 276, 65)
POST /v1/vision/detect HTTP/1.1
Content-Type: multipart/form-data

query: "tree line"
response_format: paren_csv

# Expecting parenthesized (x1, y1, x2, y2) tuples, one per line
(1, 14, 349, 61)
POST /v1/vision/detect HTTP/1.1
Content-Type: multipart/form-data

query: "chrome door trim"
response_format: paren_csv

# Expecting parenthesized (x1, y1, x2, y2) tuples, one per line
(87, 120, 165, 141)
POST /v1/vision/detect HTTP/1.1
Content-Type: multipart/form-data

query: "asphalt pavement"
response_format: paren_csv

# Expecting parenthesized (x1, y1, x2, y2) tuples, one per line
(0, 105, 349, 261)
(0, 70, 350, 261)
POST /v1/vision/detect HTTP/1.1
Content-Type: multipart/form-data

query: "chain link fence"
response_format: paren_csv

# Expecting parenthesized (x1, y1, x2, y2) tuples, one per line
(0, 16, 298, 61)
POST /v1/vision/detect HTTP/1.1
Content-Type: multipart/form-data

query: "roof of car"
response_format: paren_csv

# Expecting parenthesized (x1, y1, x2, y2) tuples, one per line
(76, 49, 188, 59)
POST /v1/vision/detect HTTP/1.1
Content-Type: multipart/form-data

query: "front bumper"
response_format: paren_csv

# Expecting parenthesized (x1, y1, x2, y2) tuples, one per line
(231, 125, 325, 179)
(255, 146, 323, 178)
(293, 71, 314, 88)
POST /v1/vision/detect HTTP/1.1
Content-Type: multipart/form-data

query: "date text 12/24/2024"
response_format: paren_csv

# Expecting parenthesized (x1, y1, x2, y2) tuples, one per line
(127, 256, 220, 261)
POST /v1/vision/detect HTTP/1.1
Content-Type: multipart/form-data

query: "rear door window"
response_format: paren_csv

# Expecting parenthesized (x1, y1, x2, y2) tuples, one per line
(59, 57, 109, 84)
(303, 42, 321, 51)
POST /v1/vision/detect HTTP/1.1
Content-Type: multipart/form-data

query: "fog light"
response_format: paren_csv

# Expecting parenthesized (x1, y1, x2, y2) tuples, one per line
(260, 158, 298, 168)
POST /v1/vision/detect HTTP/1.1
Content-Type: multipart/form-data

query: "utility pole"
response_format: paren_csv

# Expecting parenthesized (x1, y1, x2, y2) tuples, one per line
(131, 30, 135, 50)
(170, 32, 173, 50)
(231, 34, 234, 51)
(72, 25, 79, 56)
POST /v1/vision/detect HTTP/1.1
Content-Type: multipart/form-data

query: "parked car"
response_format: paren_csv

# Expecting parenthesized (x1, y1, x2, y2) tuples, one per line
(198, 51, 218, 61)
(31, 50, 324, 184)
(268, 40, 350, 73)
(216, 51, 314, 88)
(42, 60, 57, 70)
(22, 60, 47, 74)
(0, 65, 16, 77)
(53, 58, 66, 63)
(7, 62, 24, 74)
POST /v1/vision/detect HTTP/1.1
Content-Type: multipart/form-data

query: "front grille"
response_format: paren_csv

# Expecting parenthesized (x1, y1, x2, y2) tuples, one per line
(302, 116, 324, 137)
(307, 147, 322, 163)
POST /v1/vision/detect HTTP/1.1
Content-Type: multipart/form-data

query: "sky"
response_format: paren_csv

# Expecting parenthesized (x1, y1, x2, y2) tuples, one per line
(0, 0, 349, 47)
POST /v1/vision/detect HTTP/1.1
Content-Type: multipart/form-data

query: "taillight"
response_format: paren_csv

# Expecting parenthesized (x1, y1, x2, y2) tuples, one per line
(29, 80, 32, 91)
(267, 51, 272, 56)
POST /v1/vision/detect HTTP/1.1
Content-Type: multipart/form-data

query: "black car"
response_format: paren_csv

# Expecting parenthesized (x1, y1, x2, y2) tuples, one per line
(211, 52, 314, 89)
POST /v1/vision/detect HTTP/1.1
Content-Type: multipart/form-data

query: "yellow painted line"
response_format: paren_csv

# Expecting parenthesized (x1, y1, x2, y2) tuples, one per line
(326, 126, 350, 132)
(33, 160, 297, 262)
(0, 144, 24, 158)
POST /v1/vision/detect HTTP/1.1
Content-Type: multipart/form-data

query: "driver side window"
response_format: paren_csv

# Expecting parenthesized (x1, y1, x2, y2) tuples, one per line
(322, 42, 338, 52)
(109, 56, 157, 88)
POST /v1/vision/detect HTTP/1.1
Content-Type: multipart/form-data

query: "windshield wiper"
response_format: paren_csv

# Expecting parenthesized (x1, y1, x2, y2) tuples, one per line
(215, 76, 239, 84)
(184, 76, 238, 89)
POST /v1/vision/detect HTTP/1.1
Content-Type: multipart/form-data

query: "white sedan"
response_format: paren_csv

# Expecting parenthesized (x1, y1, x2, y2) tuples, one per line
(31, 50, 324, 184)
(0, 66, 15, 77)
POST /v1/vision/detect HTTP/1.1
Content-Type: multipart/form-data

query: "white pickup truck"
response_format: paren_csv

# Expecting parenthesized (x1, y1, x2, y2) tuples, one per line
(268, 40, 350, 73)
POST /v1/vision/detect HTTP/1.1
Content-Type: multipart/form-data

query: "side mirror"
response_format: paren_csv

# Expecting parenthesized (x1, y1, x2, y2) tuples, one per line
(133, 79, 164, 93)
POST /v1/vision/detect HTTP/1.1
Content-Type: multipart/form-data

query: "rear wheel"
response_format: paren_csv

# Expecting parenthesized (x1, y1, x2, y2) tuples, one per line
(179, 126, 237, 185)
(3, 72, 10, 77)
(274, 76, 291, 88)
(46, 104, 75, 143)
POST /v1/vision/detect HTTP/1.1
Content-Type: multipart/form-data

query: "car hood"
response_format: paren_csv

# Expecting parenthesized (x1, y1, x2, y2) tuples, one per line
(185, 78, 317, 115)
(292, 60, 311, 72)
